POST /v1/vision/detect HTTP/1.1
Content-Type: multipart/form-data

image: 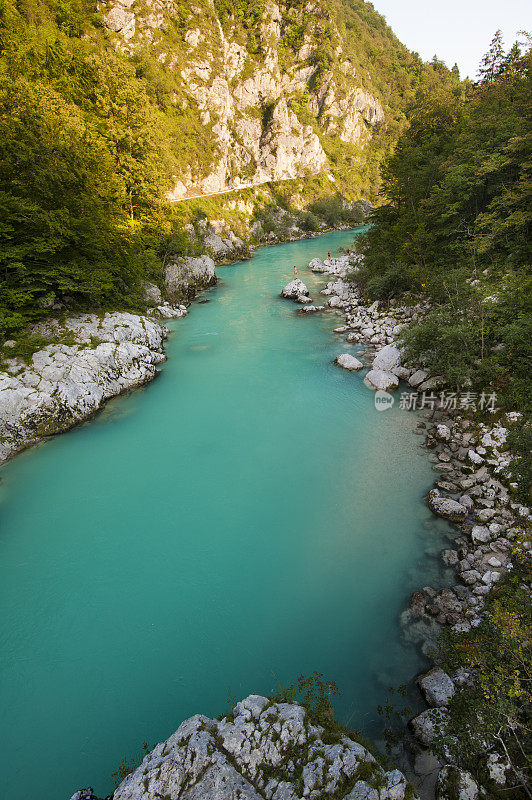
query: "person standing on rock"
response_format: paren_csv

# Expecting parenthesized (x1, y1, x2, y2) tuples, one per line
(293, 265, 298, 278)
(327, 251, 331, 259)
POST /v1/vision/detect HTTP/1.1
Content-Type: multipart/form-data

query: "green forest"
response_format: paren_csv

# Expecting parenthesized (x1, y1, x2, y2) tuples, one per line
(0, 0, 454, 341)
(357, 33, 532, 416)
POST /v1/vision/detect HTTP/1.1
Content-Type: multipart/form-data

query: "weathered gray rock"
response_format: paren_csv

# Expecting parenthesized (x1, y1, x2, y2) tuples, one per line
(165, 255, 216, 301)
(436, 766, 478, 800)
(142, 281, 163, 306)
(363, 369, 399, 391)
(0, 313, 167, 464)
(428, 491, 468, 522)
(281, 278, 309, 300)
(372, 344, 401, 373)
(418, 668, 455, 708)
(409, 708, 448, 746)
(408, 369, 428, 388)
(336, 353, 363, 370)
(78, 695, 416, 800)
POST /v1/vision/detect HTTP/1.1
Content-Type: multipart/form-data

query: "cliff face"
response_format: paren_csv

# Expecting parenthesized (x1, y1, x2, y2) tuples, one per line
(101, 0, 384, 198)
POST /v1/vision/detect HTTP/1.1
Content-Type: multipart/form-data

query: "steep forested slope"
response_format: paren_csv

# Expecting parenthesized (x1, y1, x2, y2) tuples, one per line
(0, 0, 453, 339)
(357, 35, 531, 414)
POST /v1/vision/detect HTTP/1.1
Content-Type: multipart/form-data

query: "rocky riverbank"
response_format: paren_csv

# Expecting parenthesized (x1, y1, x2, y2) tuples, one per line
(0, 255, 217, 465)
(70, 694, 414, 800)
(285, 252, 531, 799)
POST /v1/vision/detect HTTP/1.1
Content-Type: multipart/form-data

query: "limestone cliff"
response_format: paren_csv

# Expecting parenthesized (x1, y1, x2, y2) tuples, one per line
(100, 0, 385, 198)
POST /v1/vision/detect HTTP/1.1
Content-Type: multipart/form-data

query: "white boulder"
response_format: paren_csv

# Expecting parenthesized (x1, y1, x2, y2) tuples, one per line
(281, 278, 310, 300)
(363, 369, 399, 391)
(372, 344, 401, 372)
(336, 354, 363, 371)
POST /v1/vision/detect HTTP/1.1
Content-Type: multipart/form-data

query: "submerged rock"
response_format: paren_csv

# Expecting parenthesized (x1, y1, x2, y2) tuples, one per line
(75, 695, 416, 800)
(336, 353, 363, 370)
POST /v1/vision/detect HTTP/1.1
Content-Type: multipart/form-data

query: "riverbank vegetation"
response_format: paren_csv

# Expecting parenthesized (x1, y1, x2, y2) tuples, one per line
(357, 34, 531, 416)
(430, 554, 532, 798)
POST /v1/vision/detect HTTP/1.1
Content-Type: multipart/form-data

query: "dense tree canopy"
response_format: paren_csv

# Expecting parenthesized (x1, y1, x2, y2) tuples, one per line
(357, 34, 532, 412)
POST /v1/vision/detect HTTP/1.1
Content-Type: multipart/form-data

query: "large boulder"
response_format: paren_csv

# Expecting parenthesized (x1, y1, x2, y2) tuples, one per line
(336, 353, 363, 371)
(165, 255, 216, 302)
(363, 369, 399, 391)
(436, 767, 479, 800)
(418, 668, 455, 708)
(408, 369, 428, 388)
(428, 491, 468, 522)
(70, 695, 415, 800)
(372, 344, 401, 373)
(409, 708, 448, 746)
(281, 278, 310, 301)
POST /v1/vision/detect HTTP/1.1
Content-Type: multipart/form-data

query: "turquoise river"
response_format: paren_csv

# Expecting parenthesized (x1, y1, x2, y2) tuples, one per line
(0, 231, 449, 799)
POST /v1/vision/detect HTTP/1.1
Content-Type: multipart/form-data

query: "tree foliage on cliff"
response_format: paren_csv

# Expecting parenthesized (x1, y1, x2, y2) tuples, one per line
(0, 0, 460, 340)
(0, 0, 188, 338)
(357, 34, 532, 411)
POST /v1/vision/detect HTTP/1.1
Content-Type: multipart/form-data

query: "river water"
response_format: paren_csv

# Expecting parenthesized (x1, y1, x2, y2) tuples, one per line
(0, 231, 447, 799)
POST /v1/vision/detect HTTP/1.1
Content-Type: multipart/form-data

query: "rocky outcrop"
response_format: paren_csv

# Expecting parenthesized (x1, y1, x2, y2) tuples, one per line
(101, 0, 384, 197)
(164, 255, 216, 302)
(70, 695, 416, 800)
(280, 278, 310, 303)
(417, 668, 455, 708)
(0, 313, 168, 464)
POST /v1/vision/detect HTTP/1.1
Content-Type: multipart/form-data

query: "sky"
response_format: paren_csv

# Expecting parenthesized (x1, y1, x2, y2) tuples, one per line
(371, 0, 531, 79)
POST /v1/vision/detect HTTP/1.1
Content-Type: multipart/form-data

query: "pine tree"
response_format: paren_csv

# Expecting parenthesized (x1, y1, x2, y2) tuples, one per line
(478, 30, 505, 83)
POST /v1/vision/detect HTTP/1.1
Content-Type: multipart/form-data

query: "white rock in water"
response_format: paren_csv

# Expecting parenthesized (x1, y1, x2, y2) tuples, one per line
(418, 668, 455, 707)
(281, 278, 309, 299)
(71, 695, 415, 800)
(336, 354, 363, 370)
(363, 369, 399, 391)
(372, 344, 401, 372)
